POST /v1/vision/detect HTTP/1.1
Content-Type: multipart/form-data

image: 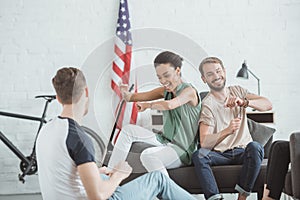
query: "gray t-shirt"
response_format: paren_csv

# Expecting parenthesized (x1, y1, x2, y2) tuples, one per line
(199, 85, 253, 152)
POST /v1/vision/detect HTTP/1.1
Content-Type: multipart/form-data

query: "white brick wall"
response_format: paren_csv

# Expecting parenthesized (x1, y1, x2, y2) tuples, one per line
(0, 0, 299, 195)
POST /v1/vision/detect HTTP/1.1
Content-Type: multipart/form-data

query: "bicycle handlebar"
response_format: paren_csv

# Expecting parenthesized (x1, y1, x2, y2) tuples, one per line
(35, 95, 56, 101)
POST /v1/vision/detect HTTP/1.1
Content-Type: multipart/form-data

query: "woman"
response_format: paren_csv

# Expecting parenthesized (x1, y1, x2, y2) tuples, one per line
(107, 51, 201, 175)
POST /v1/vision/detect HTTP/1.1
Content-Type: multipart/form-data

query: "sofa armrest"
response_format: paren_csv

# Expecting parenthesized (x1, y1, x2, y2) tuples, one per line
(289, 132, 300, 199)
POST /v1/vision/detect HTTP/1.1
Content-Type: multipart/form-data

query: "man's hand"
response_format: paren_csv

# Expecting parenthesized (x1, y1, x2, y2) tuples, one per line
(111, 161, 132, 180)
(225, 118, 241, 134)
(119, 83, 132, 102)
(98, 166, 110, 175)
(225, 96, 245, 108)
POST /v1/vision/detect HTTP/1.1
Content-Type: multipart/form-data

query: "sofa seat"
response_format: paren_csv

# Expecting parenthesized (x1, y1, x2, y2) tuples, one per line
(104, 142, 269, 199)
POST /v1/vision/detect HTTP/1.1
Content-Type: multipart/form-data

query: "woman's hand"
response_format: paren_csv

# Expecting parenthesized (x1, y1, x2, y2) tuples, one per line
(119, 84, 132, 102)
(136, 102, 151, 112)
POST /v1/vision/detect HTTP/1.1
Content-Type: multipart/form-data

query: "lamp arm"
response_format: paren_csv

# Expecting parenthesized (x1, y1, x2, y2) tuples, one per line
(247, 68, 261, 96)
(247, 68, 260, 81)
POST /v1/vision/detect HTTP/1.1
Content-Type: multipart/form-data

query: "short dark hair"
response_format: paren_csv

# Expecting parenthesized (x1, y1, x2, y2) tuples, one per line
(154, 51, 183, 69)
(199, 57, 224, 76)
(52, 67, 86, 104)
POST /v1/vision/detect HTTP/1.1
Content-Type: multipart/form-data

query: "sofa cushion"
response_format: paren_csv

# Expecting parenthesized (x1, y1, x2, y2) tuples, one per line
(247, 118, 275, 146)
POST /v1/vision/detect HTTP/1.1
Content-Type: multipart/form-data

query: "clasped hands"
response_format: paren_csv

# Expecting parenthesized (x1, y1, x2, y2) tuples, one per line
(224, 96, 247, 108)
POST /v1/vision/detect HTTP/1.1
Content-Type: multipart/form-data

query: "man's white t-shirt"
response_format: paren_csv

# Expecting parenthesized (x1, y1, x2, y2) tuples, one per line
(36, 116, 95, 200)
(199, 85, 253, 152)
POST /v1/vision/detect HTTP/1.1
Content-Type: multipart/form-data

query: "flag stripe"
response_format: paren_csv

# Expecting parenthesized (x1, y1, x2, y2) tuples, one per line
(112, 61, 124, 78)
(111, 81, 121, 98)
(113, 55, 125, 72)
(114, 45, 126, 63)
(121, 46, 132, 84)
(115, 36, 126, 53)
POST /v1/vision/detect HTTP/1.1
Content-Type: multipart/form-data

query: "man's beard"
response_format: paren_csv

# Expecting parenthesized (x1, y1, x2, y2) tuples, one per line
(207, 79, 226, 92)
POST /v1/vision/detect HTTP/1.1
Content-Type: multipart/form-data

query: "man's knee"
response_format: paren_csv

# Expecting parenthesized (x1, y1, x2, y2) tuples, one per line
(192, 149, 210, 166)
(140, 148, 155, 164)
(246, 141, 264, 159)
(147, 171, 166, 182)
(122, 124, 136, 133)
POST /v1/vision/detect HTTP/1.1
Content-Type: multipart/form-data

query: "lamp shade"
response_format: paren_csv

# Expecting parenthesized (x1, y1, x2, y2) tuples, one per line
(236, 62, 249, 79)
(236, 60, 261, 95)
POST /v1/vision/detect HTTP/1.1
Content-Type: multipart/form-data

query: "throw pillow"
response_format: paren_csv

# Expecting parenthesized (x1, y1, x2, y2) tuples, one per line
(247, 118, 276, 146)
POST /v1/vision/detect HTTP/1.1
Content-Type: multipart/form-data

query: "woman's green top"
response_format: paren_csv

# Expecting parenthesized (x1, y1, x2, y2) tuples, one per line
(156, 82, 201, 165)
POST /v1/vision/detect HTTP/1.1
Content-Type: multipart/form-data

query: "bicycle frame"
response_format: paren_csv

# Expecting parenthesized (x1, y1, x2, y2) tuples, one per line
(0, 95, 55, 183)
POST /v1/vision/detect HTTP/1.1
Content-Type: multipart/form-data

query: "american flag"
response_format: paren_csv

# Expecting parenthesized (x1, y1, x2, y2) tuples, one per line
(111, 0, 138, 145)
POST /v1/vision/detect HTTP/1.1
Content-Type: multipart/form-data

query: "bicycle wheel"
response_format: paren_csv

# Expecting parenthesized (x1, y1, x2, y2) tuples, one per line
(81, 126, 106, 167)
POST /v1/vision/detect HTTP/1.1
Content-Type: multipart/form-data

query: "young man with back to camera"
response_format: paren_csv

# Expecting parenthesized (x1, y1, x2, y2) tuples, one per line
(36, 67, 197, 200)
(192, 57, 272, 200)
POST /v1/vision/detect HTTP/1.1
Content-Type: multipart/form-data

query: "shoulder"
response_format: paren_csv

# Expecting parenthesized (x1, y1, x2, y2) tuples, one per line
(200, 94, 215, 114)
(228, 85, 248, 97)
(38, 117, 68, 140)
(178, 83, 199, 95)
(67, 119, 91, 145)
(201, 92, 214, 105)
(181, 82, 196, 90)
(66, 119, 95, 165)
(229, 85, 244, 91)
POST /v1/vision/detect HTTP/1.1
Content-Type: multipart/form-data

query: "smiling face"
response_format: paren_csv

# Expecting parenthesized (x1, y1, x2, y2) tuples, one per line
(201, 62, 226, 92)
(155, 63, 181, 92)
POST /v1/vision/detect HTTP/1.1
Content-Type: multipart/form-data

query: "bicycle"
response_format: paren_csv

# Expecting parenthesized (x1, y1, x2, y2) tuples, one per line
(0, 95, 105, 183)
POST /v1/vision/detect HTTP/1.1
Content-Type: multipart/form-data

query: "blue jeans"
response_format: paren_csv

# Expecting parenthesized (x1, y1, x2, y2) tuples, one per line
(108, 171, 196, 200)
(192, 142, 264, 200)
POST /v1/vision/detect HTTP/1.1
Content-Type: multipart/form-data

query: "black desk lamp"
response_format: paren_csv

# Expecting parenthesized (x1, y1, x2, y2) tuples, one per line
(236, 60, 260, 95)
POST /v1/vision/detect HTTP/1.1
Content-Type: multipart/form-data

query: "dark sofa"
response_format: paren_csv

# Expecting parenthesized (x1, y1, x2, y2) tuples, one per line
(103, 119, 276, 199)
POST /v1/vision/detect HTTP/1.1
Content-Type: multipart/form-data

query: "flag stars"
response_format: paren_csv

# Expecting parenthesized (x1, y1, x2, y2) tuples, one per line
(116, 0, 132, 46)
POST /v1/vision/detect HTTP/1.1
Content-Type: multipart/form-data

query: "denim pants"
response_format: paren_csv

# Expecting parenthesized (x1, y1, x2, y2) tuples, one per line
(192, 142, 264, 200)
(108, 171, 196, 200)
